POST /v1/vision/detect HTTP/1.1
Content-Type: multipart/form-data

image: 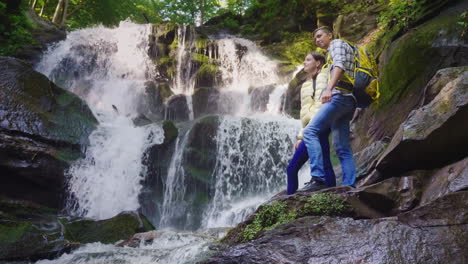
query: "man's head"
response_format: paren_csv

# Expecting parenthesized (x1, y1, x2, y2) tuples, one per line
(313, 26, 333, 49)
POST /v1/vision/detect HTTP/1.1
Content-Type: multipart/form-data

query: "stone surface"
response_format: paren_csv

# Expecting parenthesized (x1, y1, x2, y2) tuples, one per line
(376, 68, 468, 176)
(165, 94, 190, 121)
(192, 87, 220, 118)
(248, 85, 275, 112)
(284, 69, 308, 119)
(0, 198, 77, 261)
(63, 211, 154, 244)
(0, 57, 97, 208)
(350, 4, 468, 154)
(205, 212, 468, 264)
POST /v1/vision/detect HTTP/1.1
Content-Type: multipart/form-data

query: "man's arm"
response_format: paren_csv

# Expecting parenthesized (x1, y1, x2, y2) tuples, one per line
(321, 66, 344, 104)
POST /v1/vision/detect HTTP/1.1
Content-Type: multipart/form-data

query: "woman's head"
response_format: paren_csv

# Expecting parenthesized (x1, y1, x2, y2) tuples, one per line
(303, 52, 325, 76)
(313, 26, 333, 49)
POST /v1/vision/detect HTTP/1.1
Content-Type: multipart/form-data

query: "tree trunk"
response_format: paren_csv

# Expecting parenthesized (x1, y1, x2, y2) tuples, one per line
(31, 0, 39, 9)
(52, 0, 65, 24)
(39, 0, 48, 17)
(200, 0, 205, 25)
(60, 0, 69, 26)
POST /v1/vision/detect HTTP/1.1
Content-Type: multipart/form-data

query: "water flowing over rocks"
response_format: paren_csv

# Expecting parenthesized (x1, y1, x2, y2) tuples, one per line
(0, 197, 153, 262)
(0, 56, 97, 208)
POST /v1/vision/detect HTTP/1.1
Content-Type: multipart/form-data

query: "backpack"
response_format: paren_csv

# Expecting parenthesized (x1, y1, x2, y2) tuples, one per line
(327, 39, 380, 108)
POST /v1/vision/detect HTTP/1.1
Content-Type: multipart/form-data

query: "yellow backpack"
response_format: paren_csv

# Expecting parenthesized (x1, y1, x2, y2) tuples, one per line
(328, 39, 380, 108)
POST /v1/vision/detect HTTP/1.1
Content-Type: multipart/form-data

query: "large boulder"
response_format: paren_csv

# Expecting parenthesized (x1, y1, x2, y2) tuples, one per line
(205, 193, 468, 264)
(0, 57, 97, 208)
(284, 69, 308, 119)
(0, 197, 154, 261)
(0, 198, 76, 262)
(351, 4, 468, 153)
(376, 68, 468, 176)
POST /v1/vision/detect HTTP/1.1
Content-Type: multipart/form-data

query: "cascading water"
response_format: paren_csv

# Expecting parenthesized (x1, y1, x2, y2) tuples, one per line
(36, 21, 164, 219)
(172, 25, 196, 120)
(32, 21, 311, 263)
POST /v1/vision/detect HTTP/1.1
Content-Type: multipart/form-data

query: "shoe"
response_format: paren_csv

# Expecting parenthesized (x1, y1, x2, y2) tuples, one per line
(298, 179, 327, 192)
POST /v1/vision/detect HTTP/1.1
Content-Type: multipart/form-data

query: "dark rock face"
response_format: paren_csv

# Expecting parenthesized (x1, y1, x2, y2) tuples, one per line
(376, 68, 468, 176)
(139, 120, 179, 226)
(248, 85, 275, 112)
(165, 94, 190, 121)
(0, 57, 97, 208)
(63, 211, 154, 244)
(206, 193, 468, 264)
(0, 198, 76, 262)
(192, 87, 220, 118)
(0, 197, 154, 261)
(284, 69, 308, 119)
(351, 5, 468, 154)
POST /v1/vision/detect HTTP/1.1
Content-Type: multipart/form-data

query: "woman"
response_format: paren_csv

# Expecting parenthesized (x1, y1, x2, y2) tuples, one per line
(287, 52, 336, 195)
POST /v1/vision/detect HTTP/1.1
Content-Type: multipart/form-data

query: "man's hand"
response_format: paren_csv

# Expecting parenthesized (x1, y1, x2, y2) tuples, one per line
(294, 140, 302, 150)
(321, 89, 332, 104)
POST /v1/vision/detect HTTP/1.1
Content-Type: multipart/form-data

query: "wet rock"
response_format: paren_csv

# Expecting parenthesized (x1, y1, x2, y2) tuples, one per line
(350, 6, 468, 153)
(116, 230, 158, 248)
(0, 57, 97, 208)
(165, 94, 190, 121)
(205, 213, 468, 264)
(63, 211, 154, 244)
(192, 87, 220, 118)
(248, 85, 275, 112)
(0, 198, 77, 261)
(284, 69, 308, 119)
(376, 68, 468, 176)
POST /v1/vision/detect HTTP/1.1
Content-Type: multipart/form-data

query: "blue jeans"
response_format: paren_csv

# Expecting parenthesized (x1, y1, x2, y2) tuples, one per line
(303, 94, 357, 186)
(286, 136, 336, 195)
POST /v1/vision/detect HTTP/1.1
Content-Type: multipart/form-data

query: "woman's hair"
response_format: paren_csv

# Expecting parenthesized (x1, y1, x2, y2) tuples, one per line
(313, 26, 332, 36)
(307, 52, 326, 67)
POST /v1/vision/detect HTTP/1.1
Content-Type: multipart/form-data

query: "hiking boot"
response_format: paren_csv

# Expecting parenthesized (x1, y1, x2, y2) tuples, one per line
(298, 179, 327, 192)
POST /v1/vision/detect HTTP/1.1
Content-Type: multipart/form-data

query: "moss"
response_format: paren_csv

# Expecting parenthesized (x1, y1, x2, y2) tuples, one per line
(195, 38, 208, 50)
(64, 213, 143, 244)
(378, 14, 459, 110)
(191, 52, 211, 63)
(298, 193, 348, 217)
(187, 165, 211, 185)
(241, 201, 296, 242)
(162, 120, 178, 144)
(196, 63, 219, 79)
(51, 149, 82, 163)
(0, 222, 32, 244)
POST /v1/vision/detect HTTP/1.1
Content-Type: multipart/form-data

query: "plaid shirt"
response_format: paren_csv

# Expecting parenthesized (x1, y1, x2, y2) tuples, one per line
(328, 39, 355, 79)
(328, 39, 355, 95)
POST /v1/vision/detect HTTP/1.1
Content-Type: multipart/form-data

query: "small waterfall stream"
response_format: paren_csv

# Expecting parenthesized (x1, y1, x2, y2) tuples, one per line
(34, 22, 310, 263)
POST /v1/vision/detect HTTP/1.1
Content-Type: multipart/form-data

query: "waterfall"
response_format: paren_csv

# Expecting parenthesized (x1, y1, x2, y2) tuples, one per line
(36, 21, 164, 219)
(172, 25, 196, 120)
(202, 115, 300, 228)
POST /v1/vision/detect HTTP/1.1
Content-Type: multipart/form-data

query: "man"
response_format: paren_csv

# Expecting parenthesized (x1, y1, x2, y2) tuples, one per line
(299, 26, 357, 191)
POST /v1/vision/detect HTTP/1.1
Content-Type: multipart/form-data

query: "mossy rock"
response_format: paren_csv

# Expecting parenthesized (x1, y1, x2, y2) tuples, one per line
(162, 120, 178, 144)
(0, 56, 97, 146)
(0, 198, 74, 261)
(63, 212, 154, 244)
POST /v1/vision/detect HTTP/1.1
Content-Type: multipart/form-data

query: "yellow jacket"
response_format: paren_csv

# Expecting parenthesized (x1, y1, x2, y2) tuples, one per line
(297, 67, 328, 139)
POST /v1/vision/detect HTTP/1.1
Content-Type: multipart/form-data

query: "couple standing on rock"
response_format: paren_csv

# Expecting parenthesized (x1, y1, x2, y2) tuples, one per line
(287, 26, 357, 195)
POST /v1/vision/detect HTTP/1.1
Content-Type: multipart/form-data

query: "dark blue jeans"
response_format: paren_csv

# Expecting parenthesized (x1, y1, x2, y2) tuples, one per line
(303, 94, 357, 186)
(287, 135, 336, 195)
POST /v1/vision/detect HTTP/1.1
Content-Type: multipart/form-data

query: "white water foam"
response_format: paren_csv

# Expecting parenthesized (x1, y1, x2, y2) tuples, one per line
(36, 21, 163, 219)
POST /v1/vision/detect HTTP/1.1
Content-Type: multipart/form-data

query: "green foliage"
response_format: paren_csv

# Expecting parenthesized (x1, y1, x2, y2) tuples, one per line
(299, 193, 348, 217)
(242, 201, 296, 241)
(221, 17, 240, 30)
(457, 11, 468, 39)
(162, 119, 178, 144)
(0, 6, 35, 56)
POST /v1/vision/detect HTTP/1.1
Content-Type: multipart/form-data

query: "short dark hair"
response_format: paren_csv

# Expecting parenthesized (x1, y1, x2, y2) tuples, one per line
(313, 26, 332, 36)
(307, 52, 326, 66)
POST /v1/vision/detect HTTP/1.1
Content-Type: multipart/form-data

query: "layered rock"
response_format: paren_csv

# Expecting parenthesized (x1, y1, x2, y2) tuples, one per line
(0, 57, 97, 208)
(0, 197, 154, 261)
